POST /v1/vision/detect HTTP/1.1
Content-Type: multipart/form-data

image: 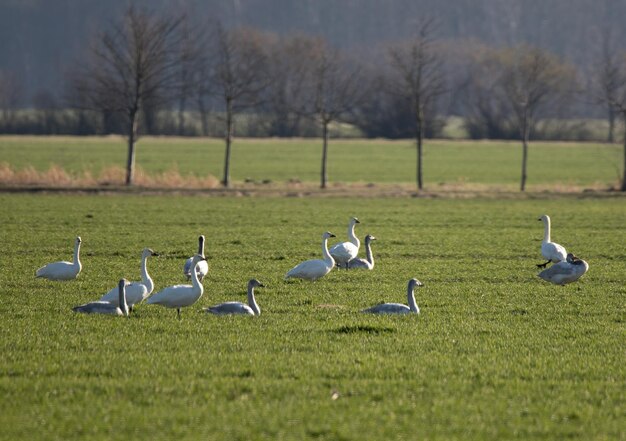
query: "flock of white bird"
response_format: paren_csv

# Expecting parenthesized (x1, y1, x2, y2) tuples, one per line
(34, 214, 588, 318)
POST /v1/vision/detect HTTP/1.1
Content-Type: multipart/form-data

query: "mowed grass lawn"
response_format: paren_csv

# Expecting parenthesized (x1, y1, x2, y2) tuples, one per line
(0, 135, 622, 188)
(0, 193, 624, 440)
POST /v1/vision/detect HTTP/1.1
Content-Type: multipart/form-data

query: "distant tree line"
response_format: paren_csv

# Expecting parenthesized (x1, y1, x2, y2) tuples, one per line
(1, 6, 625, 190)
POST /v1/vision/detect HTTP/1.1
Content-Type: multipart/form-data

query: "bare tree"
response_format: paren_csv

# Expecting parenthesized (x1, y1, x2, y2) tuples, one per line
(386, 19, 445, 190)
(71, 7, 182, 185)
(496, 45, 577, 191)
(210, 25, 272, 187)
(306, 41, 365, 189)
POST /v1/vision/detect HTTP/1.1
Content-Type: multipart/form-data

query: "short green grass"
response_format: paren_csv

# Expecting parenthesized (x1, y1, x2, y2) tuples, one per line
(0, 193, 624, 440)
(0, 136, 622, 188)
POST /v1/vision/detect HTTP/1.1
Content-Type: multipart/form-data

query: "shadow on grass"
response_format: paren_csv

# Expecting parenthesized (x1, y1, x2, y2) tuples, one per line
(331, 325, 396, 335)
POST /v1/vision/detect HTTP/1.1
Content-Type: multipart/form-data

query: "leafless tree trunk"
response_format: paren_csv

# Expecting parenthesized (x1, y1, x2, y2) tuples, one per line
(69, 6, 182, 185)
(498, 45, 577, 191)
(320, 119, 330, 188)
(387, 19, 445, 190)
(307, 41, 365, 189)
(210, 25, 272, 187)
(520, 107, 530, 191)
(622, 114, 626, 191)
(223, 97, 234, 187)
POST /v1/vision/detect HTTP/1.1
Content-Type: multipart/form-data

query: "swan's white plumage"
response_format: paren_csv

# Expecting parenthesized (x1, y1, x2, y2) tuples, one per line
(183, 235, 209, 281)
(362, 279, 422, 314)
(285, 232, 336, 281)
(538, 253, 589, 285)
(329, 217, 360, 268)
(206, 279, 264, 315)
(73, 279, 129, 316)
(147, 255, 206, 317)
(99, 248, 157, 309)
(35, 236, 82, 281)
(538, 215, 567, 267)
(348, 235, 376, 270)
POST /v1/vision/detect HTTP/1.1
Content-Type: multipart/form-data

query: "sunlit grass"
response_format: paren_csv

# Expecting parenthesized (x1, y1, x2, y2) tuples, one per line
(0, 136, 622, 190)
(0, 193, 624, 440)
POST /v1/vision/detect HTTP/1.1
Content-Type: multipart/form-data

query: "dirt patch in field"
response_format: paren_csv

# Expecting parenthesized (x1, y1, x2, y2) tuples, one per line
(0, 162, 622, 198)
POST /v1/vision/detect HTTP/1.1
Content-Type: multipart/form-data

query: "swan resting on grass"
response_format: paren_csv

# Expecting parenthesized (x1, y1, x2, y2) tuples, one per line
(285, 232, 336, 281)
(362, 278, 422, 315)
(537, 215, 567, 269)
(99, 248, 158, 312)
(73, 279, 129, 316)
(147, 254, 206, 318)
(347, 235, 376, 270)
(35, 236, 82, 281)
(329, 217, 360, 268)
(205, 279, 264, 315)
(538, 253, 589, 285)
(184, 235, 209, 281)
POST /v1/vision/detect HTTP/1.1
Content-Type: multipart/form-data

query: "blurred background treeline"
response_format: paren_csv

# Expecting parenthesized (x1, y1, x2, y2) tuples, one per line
(1, 0, 626, 141)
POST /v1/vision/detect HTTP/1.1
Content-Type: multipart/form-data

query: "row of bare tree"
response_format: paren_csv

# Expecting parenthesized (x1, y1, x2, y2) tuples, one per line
(4, 7, 626, 191)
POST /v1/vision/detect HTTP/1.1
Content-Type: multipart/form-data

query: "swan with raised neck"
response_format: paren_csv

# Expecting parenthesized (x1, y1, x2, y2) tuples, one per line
(348, 235, 376, 269)
(148, 254, 206, 318)
(35, 236, 82, 281)
(205, 279, 265, 315)
(285, 232, 337, 281)
(100, 248, 158, 310)
(537, 215, 567, 268)
(362, 279, 422, 314)
(329, 217, 361, 268)
(73, 279, 129, 316)
(184, 235, 209, 281)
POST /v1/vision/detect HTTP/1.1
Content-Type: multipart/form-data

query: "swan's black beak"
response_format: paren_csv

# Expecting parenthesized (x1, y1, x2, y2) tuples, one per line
(259, 283, 265, 288)
(537, 218, 542, 221)
(330, 233, 336, 238)
(152, 251, 160, 256)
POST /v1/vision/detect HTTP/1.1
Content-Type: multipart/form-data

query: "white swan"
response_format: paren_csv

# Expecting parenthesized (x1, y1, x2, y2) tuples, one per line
(537, 214, 567, 268)
(183, 235, 209, 281)
(285, 232, 336, 281)
(73, 279, 129, 316)
(347, 235, 376, 270)
(147, 254, 206, 318)
(538, 253, 589, 285)
(362, 278, 422, 314)
(99, 248, 158, 311)
(35, 236, 82, 280)
(329, 217, 360, 268)
(205, 279, 264, 315)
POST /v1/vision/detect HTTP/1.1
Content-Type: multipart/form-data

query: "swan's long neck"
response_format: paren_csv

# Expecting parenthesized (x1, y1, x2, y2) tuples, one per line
(348, 223, 360, 248)
(322, 237, 335, 265)
(198, 238, 205, 257)
(73, 241, 81, 269)
(247, 285, 260, 315)
(191, 260, 204, 296)
(365, 239, 374, 266)
(407, 283, 419, 313)
(119, 282, 129, 316)
(543, 218, 551, 243)
(140, 254, 154, 293)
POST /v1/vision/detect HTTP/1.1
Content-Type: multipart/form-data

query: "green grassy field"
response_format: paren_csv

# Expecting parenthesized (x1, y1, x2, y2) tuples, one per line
(0, 136, 622, 189)
(0, 193, 624, 440)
